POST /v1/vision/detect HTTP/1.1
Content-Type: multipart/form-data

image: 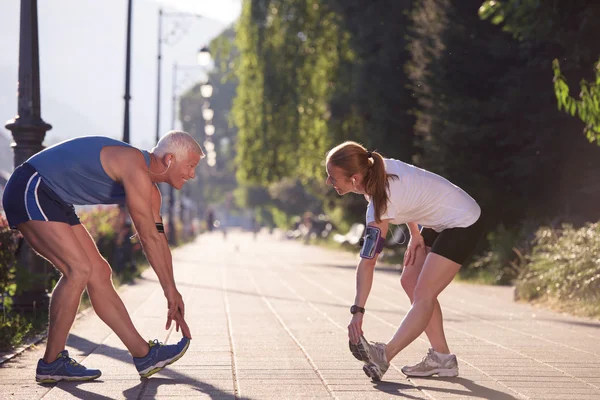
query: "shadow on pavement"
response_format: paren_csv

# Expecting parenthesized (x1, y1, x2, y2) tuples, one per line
(414, 377, 517, 400)
(61, 335, 249, 400)
(372, 381, 426, 399)
(540, 318, 600, 330)
(157, 278, 413, 316)
(309, 263, 402, 275)
(123, 377, 242, 400)
(42, 381, 114, 400)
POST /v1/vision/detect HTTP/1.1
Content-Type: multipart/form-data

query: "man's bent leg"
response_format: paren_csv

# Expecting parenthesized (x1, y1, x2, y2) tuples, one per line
(17, 221, 92, 363)
(71, 225, 149, 358)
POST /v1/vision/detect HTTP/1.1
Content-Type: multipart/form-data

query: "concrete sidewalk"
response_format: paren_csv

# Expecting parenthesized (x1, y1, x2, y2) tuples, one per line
(1, 231, 599, 399)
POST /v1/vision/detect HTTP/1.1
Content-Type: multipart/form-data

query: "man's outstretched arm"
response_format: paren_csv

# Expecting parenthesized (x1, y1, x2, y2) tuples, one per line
(122, 159, 191, 338)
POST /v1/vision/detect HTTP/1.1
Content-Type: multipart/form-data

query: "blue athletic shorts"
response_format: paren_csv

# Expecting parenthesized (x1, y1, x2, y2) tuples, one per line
(2, 163, 81, 229)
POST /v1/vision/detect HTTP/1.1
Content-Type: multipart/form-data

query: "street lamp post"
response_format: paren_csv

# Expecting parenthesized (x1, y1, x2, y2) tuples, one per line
(114, 0, 136, 272)
(166, 56, 212, 245)
(155, 10, 207, 244)
(123, 0, 133, 144)
(5, 0, 53, 309)
(155, 10, 207, 144)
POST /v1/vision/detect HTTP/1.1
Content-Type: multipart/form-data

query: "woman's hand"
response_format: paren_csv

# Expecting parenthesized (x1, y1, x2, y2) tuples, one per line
(348, 313, 364, 344)
(404, 233, 425, 267)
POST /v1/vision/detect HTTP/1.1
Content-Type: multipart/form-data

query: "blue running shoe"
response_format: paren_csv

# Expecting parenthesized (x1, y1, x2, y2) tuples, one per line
(36, 350, 101, 383)
(133, 337, 190, 378)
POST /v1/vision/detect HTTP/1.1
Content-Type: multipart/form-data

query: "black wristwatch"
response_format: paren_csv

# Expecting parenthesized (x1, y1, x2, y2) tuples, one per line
(350, 305, 365, 315)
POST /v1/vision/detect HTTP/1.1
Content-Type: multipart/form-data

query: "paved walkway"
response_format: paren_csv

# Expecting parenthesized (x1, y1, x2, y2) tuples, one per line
(1, 230, 599, 400)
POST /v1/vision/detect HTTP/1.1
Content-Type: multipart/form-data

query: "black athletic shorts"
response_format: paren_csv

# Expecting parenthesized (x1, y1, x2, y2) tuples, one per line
(420, 214, 485, 265)
(2, 163, 81, 229)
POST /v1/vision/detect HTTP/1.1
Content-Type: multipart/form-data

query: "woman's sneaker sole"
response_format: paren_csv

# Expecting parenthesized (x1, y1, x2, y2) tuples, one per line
(349, 337, 371, 363)
(402, 367, 459, 377)
(139, 339, 191, 379)
(363, 363, 383, 381)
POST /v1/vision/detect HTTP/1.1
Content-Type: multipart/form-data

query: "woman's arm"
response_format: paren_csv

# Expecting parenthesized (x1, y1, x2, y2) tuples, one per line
(348, 219, 390, 343)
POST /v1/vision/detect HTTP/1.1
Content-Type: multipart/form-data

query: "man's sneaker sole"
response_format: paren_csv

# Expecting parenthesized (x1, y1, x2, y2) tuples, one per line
(349, 338, 371, 363)
(401, 367, 459, 377)
(36, 372, 102, 384)
(363, 363, 383, 381)
(139, 339, 191, 379)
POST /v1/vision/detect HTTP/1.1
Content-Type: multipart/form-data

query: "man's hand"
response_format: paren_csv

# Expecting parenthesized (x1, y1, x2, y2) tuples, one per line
(348, 313, 364, 345)
(165, 287, 192, 339)
(404, 233, 425, 267)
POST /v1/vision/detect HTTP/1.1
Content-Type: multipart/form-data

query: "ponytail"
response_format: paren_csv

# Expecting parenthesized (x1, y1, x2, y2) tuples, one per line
(364, 151, 397, 223)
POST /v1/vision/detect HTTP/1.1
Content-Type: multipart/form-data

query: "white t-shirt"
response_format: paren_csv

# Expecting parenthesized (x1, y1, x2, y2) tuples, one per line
(366, 158, 481, 232)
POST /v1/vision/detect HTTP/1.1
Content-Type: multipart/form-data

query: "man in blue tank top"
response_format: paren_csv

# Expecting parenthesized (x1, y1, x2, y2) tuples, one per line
(2, 130, 203, 383)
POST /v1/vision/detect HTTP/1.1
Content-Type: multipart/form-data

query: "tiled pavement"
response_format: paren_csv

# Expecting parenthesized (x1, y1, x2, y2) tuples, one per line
(1, 230, 599, 399)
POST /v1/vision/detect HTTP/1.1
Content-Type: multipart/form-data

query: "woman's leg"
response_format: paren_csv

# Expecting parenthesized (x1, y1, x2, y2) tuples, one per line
(387, 253, 461, 361)
(400, 246, 451, 354)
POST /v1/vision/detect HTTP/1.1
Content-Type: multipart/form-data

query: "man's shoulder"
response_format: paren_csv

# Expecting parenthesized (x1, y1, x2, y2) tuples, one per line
(104, 146, 148, 183)
(107, 145, 146, 162)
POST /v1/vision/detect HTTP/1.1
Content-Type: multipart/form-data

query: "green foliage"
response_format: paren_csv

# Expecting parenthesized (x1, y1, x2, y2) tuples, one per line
(233, 0, 346, 184)
(233, 184, 272, 209)
(0, 214, 19, 308)
(268, 178, 321, 216)
(478, 0, 546, 38)
(467, 224, 525, 284)
(553, 59, 600, 145)
(0, 311, 47, 351)
(232, 0, 416, 188)
(269, 206, 297, 229)
(515, 222, 600, 317)
(408, 0, 547, 227)
(480, 1, 600, 146)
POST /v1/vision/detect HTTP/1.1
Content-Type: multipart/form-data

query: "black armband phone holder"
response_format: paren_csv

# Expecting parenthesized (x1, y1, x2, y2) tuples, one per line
(360, 226, 386, 259)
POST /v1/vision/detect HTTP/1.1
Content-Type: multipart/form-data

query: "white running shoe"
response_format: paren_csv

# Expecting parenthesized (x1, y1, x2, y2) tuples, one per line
(401, 348, 459, 377)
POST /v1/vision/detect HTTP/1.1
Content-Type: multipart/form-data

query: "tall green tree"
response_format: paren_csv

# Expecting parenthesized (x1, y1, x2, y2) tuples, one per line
(232, 0, 417, 186)
(233, 0, 346, 184)
(408, 0, 600, 226)
(477, 0, 600, 222)
(480, 0, 600, 144)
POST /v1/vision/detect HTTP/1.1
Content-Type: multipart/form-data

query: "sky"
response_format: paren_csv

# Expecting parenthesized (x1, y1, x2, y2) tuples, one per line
(0, 0, 242, 152)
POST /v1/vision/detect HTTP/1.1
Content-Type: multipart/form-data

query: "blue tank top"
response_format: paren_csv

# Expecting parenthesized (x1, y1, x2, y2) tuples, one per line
(27, 136, 151, 205)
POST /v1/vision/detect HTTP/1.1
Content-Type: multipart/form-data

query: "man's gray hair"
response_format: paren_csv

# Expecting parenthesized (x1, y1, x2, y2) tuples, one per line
(152, 130, 204, 160)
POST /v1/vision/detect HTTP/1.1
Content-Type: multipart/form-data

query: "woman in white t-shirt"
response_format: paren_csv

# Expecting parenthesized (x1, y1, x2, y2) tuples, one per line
(325, 141, 484, 382)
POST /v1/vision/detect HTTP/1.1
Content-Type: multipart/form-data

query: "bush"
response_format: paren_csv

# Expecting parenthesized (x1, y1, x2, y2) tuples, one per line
(464, 224, 526, 285)
(0, 213, 19, 308)
(79, 206, 145, 274)
(0, 213, 48, 351)
(515, 222, 600, 317)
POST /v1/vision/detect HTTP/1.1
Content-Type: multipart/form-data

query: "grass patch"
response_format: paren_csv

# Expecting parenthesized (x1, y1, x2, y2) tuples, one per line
(515, 222, 600, 320)
(0, 310, 48, 351)
(523, 296, 600, 320)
